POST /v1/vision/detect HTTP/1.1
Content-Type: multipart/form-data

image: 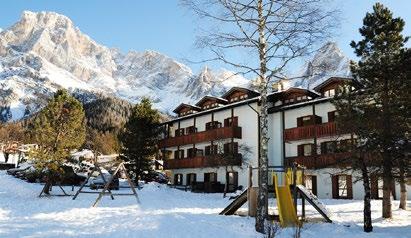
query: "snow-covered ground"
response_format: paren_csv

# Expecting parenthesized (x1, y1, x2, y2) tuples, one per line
(0, 171, 409, 238)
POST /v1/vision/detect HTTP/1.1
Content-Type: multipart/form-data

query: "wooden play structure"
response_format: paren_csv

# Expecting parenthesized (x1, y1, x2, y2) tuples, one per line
(73, 158, 140, 207)
(220, 164, 332, 227)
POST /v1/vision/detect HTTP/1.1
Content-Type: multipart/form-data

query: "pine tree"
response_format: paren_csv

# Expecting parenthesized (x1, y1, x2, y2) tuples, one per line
(347, 3, 410, 218)
(119, 98, 161, 181)
(29, 89, 86, 195)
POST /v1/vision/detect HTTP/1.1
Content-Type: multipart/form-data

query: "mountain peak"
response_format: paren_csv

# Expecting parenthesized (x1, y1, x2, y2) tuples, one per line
(19, 11, 74, 30)
(293, 42, 351, 89)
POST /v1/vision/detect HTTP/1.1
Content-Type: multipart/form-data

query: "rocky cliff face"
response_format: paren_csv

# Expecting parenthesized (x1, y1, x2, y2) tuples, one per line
(0, 11, 249, 120)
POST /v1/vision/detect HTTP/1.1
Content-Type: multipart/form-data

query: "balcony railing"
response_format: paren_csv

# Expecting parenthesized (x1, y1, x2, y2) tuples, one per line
(285, 152, 352, 169)
(284, 122, 337, 141)
(163, 154, 242, 169)
(159, 126, 242, 148)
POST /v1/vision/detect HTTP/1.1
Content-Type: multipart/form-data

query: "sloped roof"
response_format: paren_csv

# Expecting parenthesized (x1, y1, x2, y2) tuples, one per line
(313, 77, 355, 92)
(221, 87, 260, 99)
(195, 95, 228, 107)
(172, 103, 201, 114)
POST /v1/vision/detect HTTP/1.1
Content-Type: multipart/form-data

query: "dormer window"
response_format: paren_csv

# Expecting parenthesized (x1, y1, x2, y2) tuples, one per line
(324, 88, 336, 97)
(222, 87, 259, 104)
(230, 97, 239, 102)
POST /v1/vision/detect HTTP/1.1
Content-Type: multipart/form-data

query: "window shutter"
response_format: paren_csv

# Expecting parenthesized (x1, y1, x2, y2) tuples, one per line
(233, 142, 239, 154)
(297, 144, 304, 156)
(311, 144, 316, 155)
(297, 117, 303, 127)
(332, 175, 339, 199)
(328, 111, 335, 122)
(320, 142, 326, 154)
(213, 145, 218, 154)
(346, 175, 353, 199)
(205, 146, 211, 156)
(233, 117, 238, 126)
(312, 176, 318, 196)
(224, 118, 229, 127)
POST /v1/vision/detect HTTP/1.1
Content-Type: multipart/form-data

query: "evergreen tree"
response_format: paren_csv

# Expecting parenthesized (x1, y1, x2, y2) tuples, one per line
(341, 3, 410, 218)
(119, 98, 161, 181)
(29, 89, 86, 195)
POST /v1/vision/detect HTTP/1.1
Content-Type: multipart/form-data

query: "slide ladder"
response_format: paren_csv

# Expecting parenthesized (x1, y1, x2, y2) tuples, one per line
(296, 185, 332, 223)
(219, 189, 248, 215)
(273, 173, 299, 227)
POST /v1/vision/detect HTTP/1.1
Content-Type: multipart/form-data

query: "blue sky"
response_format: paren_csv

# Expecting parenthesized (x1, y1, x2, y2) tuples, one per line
(0, 0, 410, 73)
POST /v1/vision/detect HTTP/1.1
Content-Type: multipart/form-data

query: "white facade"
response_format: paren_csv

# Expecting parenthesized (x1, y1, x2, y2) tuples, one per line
(160, 82, 411, 199)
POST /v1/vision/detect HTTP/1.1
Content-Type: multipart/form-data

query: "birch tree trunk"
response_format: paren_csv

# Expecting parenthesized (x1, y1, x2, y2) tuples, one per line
(255, 0, 269, 233)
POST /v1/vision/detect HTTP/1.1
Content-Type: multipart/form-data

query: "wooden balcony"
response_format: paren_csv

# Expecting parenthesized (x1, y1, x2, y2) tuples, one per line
(285, 152, 353, 169)
(159, 126, 242, 148)
(284, 122, 337, 141)
(163, 154, 242, 169)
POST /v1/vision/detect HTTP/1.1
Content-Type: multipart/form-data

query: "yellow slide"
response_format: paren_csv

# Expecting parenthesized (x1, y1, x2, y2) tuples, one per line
(273, 172, 299, 227)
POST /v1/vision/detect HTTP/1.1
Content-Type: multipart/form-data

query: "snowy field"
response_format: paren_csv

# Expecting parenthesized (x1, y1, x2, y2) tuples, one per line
(0, 171, 409, 238)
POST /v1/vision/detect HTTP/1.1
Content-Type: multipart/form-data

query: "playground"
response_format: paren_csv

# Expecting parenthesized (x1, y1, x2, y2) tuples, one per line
(0, 171, 410, 238)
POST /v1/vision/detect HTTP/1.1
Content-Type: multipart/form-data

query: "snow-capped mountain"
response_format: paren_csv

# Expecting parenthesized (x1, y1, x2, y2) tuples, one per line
(0, 11, 350, 122)
(293, 42, 351, 89)
(0, 11, 249, 120)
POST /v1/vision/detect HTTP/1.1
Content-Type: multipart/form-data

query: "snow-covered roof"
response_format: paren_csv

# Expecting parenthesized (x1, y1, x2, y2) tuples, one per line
(221, 87, 260, 99)
(194, 95, 228, 107)
(172, 103, 201, 114)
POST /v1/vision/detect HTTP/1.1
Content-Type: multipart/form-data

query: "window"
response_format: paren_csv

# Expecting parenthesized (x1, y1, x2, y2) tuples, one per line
(175, 128, 185, 137)
(224, 117, 238, 127)
(324, 88, 336, 97)
(332, 174, 352, 199)
(187, 148, 203, 157)
(174, 174, 183, 185)
(185, 126, 197, 135)
(174, 150, 184, 159)
(338, 139, 352, 152)
(297, 144, 315, 156)
(227, 172, 238, 192)
(224, 142, 238, 154)
(195, 149, 204, 157)
(187, 148, 195, 158)
(328, 111, 338, 122)
(304, 175, 317, 196)
(204, 172, 217, 183)
(205, 121, 222, 130)
(321, 141, 337, 154)
(205, 145, 218, 155)
(230, 96, 239, 102)
(297, 115, 322, 127)
(239, 94, 248, 100)
(338, 175, 348, 197)
(186, 173, 197, 186)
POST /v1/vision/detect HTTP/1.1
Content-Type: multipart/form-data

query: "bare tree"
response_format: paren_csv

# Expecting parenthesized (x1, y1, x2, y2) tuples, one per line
(182, 0, 338, 233)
